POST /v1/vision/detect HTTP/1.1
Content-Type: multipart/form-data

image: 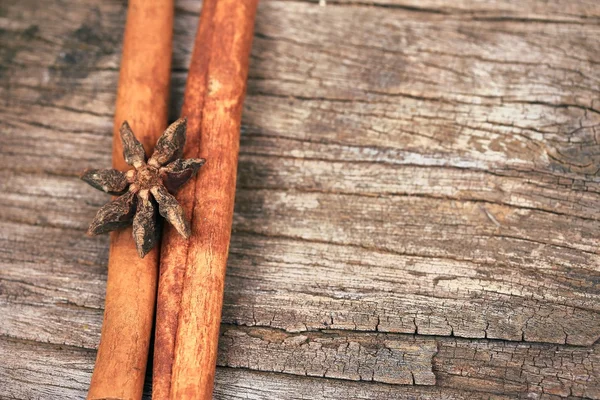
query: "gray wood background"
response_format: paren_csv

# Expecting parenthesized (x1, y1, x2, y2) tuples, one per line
(1, 0, 600, 398)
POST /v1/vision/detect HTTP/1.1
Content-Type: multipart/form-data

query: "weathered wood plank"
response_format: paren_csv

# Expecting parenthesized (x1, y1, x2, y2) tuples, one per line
(435, 339, 600, 399)
(1, 0, 600, 397)
(213, 368, 513, 400)
(0, 220, 104, 348)
(218, 325, 437, 385)
(217, 325, 600, 399)
(2, 0, 600, 348)
(4, 214, 600, 397)
(0, 338, 95, 400)
(4, 181, 600, 348)
(170, 0, 600, 346)
(178, 0, 600, 22)
(6, 167, 600, 345)
(3, 216, 599, 397)
(0, 337, 515, 400)
(5, 334, 597, 400)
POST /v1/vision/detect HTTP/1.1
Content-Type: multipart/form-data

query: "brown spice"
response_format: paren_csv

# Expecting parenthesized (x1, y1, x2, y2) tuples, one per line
(82, 118, 205, 258)
(152, 0, 259, 398)
(86, 0, 174, 399)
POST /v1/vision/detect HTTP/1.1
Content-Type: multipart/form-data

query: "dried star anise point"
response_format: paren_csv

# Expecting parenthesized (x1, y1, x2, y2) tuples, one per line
(81, 117, 205, 258)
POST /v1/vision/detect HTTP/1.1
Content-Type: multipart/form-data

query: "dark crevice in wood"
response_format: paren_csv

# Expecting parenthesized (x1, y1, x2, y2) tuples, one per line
(469, 15, 600, 25)
(0, 334, 97, 353)
(278, 0, 599, 24)
(282, 0, 449, 14)
(479, 232, 598, 257)
(0, 215, 88, 233)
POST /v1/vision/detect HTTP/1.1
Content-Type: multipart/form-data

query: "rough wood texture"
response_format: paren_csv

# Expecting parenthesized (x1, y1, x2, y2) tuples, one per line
(1, 0, 600, 398)
(218, 325, 438, 385)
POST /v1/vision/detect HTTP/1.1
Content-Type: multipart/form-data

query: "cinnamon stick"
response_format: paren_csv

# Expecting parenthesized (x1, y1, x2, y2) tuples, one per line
(87, 1, 174, 399)
(153, 1, 258, 399)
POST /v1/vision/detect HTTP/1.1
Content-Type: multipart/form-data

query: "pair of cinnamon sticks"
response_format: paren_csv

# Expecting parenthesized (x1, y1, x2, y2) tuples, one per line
(86, 1, 258, 399)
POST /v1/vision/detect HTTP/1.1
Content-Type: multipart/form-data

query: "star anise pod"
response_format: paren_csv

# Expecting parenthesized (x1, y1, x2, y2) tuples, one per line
(81, 118, 205, 258)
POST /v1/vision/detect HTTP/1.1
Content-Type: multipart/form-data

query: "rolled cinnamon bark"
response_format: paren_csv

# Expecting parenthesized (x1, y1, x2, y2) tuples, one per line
(87, 1, 174, 399)
(153, 1, 258, 399)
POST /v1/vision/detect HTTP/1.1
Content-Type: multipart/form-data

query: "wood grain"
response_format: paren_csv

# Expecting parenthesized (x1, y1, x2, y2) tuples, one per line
(1, 0, 600, 398)
(3, 331, 599, 399)
(218, 325, 437, 385)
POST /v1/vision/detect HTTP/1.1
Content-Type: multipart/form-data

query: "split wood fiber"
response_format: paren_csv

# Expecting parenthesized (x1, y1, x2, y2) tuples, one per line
(153, 0, 258, 399)
(87, 1, 174, 399)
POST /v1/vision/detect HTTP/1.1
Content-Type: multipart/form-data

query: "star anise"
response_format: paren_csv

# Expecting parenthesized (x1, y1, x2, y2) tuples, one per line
(81, 118, 205, 258)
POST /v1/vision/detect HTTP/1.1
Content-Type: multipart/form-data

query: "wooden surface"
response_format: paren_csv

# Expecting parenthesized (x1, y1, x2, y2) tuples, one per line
(1, 0, 600, 398)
